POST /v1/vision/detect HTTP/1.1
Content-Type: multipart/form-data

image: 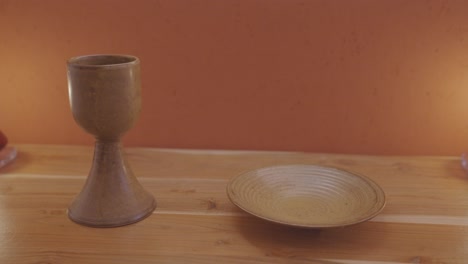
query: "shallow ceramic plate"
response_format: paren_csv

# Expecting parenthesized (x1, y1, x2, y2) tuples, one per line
(227, 165, 386, 228)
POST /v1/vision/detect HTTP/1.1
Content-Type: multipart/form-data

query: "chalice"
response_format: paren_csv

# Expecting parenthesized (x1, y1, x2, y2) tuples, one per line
(67, 54, 156, 227)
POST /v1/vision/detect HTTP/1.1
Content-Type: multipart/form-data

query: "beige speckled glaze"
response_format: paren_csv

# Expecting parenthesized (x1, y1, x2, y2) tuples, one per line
(67, 54, 156, 227)
(227, 165, 386, 228)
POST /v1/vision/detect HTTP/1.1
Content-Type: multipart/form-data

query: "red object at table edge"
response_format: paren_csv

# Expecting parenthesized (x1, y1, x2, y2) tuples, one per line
(0, 130, 8, 149)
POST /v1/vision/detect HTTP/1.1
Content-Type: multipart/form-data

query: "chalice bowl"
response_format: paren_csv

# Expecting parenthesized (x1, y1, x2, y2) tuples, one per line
(67, 54, 156, 227)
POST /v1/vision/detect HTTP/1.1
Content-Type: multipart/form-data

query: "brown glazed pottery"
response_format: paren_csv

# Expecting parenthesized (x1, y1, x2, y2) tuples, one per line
(67, 54, 156, 227)
(227, 165, 386, 228)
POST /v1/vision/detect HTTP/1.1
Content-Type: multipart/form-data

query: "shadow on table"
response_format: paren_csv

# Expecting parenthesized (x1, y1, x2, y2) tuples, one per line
(233, 214, 389, 261)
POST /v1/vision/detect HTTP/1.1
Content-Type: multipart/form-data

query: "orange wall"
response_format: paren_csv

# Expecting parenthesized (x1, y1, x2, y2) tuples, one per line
(1, 0, 468, 155)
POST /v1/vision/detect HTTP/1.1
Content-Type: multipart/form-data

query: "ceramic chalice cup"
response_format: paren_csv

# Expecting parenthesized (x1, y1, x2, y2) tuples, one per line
(67, 54, 156, 227)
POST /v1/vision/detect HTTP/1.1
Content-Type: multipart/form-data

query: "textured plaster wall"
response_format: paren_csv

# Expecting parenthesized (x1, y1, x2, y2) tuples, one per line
(1, 0, 468, 155)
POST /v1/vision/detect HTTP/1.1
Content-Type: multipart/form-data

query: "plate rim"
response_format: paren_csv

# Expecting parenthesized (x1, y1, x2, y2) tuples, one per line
(226, 164, 386, 229)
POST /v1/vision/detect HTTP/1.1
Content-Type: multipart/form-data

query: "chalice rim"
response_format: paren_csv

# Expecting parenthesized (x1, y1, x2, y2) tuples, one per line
(67, 54, 139, 69)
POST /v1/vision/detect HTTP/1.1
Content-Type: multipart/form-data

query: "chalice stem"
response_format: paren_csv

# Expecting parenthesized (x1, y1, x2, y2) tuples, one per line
(68, 140, 156, 227)
(88, 141, 135, 197)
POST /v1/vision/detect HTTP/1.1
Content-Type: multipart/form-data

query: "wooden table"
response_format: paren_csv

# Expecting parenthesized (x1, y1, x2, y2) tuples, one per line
(0, 144, 467, 263)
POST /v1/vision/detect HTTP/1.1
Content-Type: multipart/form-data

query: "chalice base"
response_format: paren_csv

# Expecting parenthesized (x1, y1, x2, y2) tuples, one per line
(68, 141, 156, 227)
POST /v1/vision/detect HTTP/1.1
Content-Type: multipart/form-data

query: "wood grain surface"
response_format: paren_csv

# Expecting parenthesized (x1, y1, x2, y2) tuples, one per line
(0, 144, 467, 263)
